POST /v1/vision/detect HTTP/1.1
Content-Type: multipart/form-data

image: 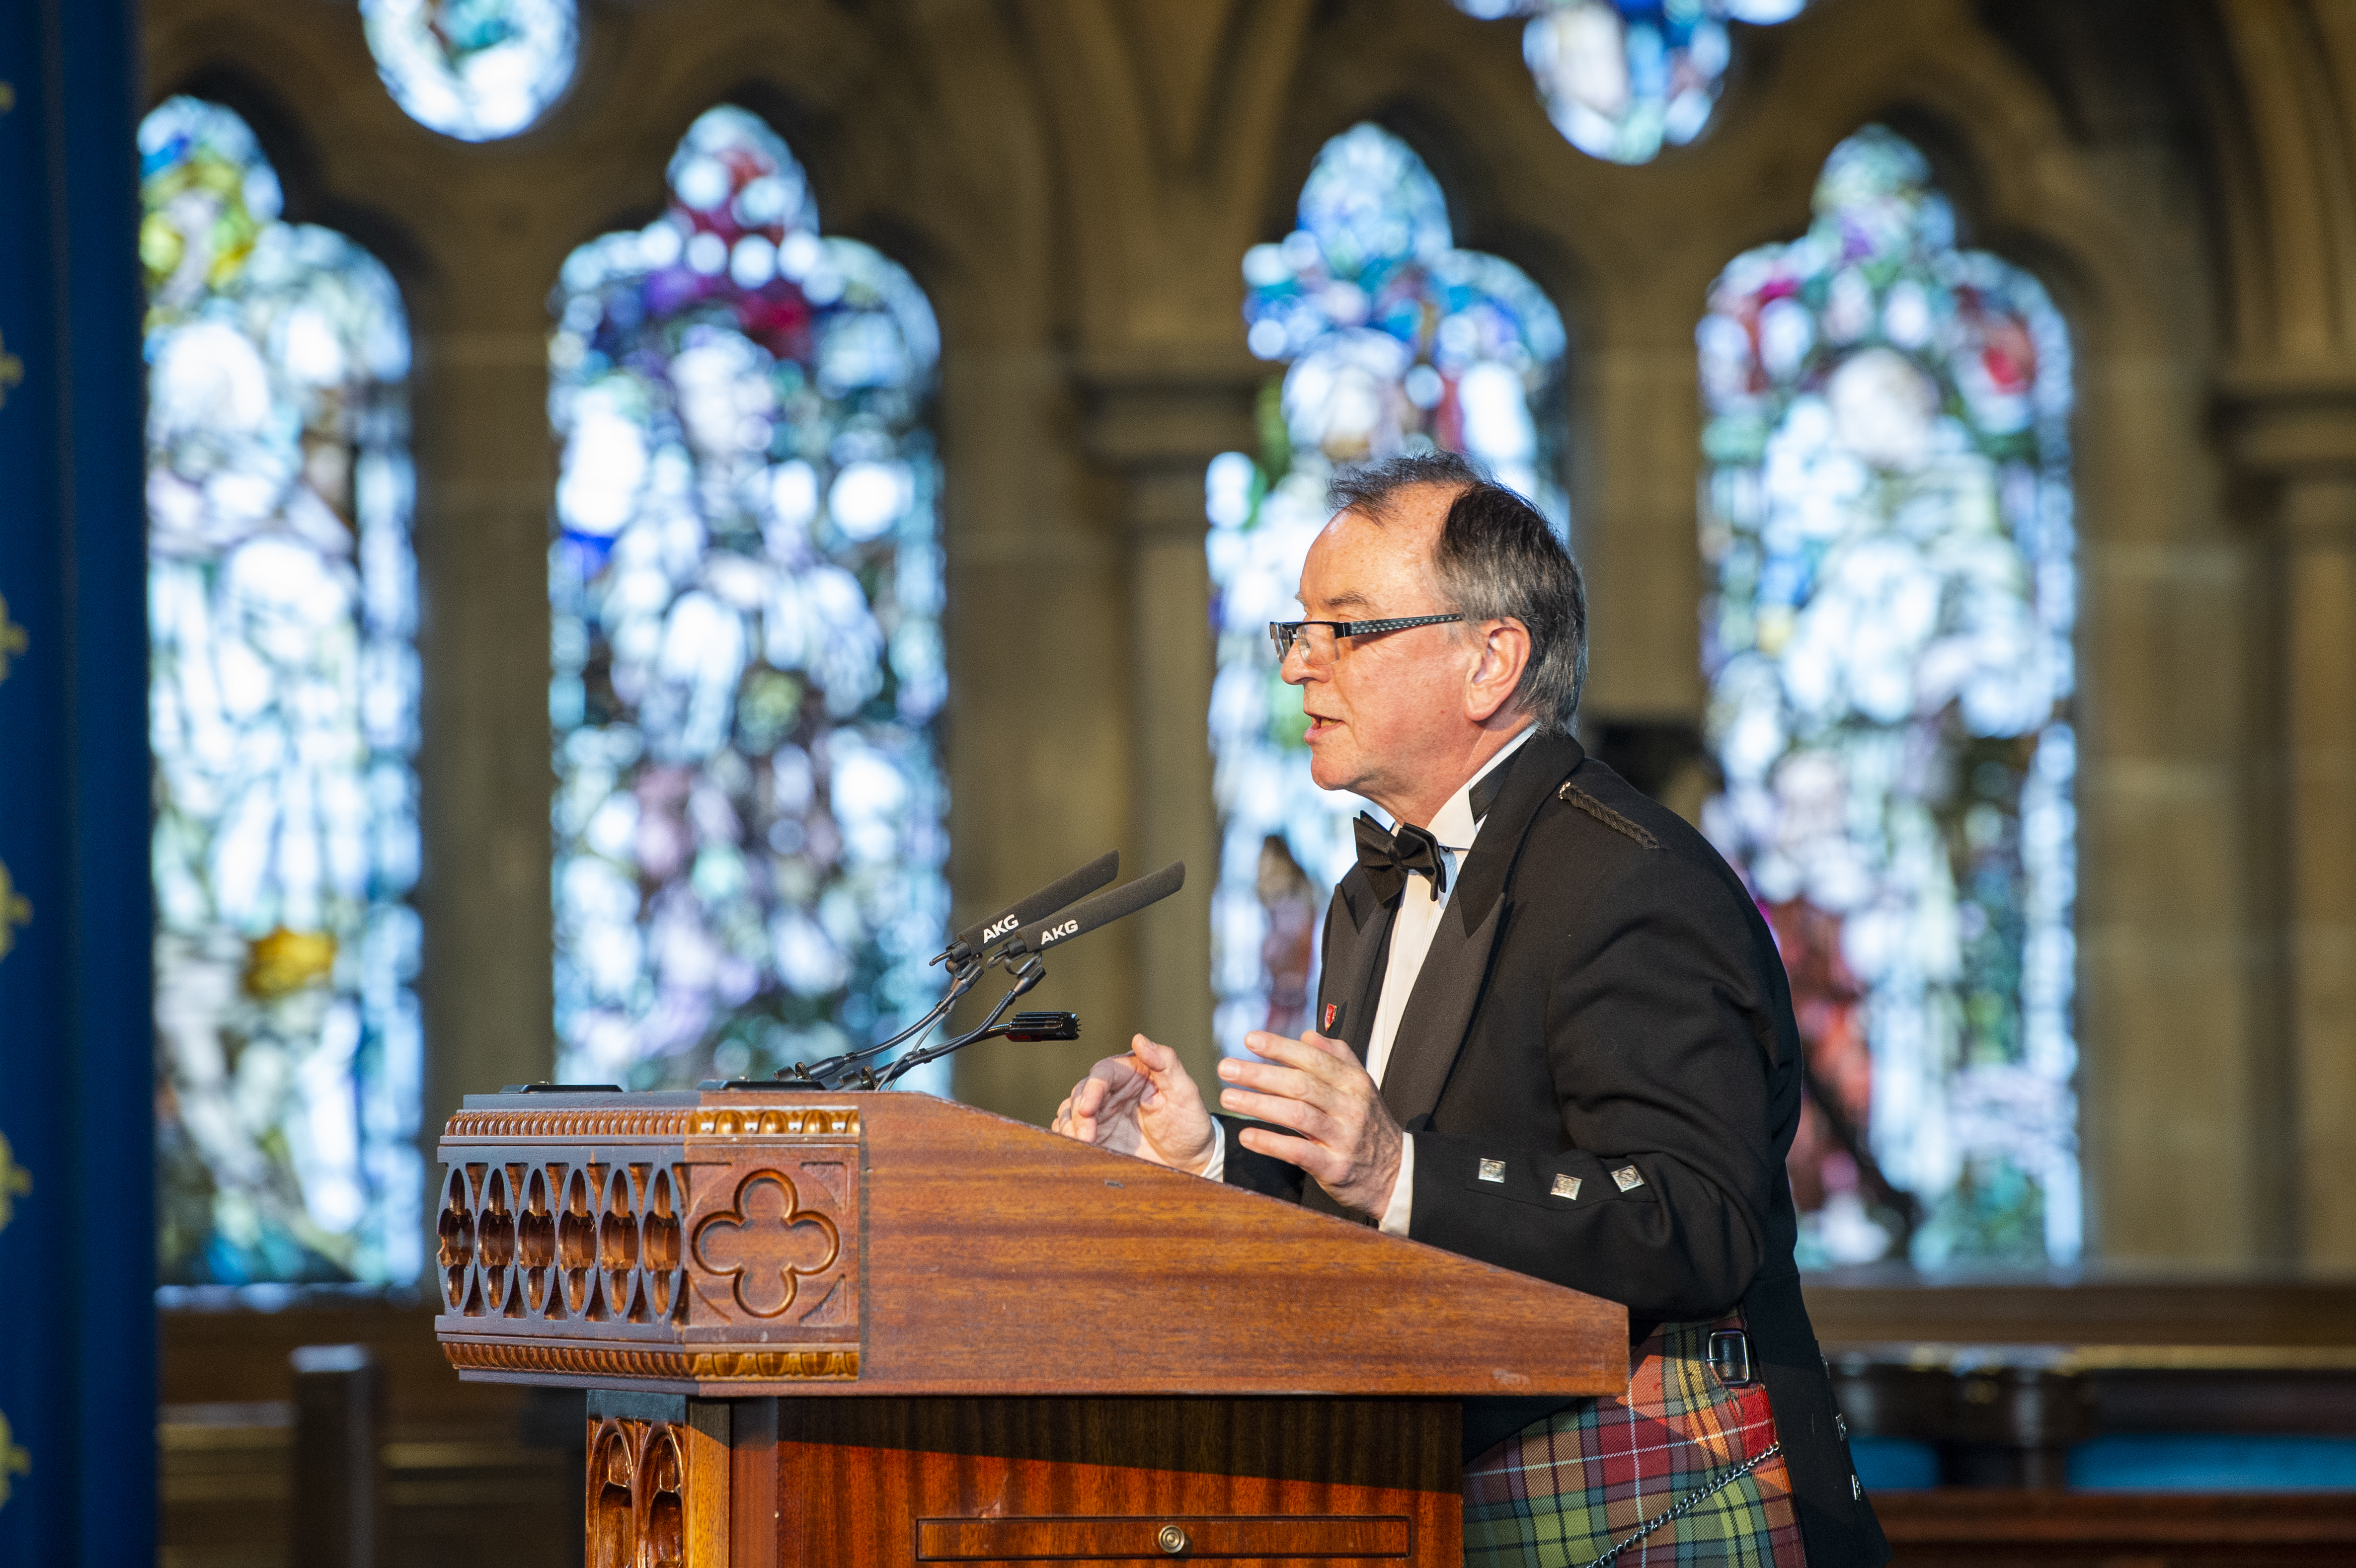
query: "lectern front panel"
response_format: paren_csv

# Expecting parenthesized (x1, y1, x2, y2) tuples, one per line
(754, 1397, 1457, 1568)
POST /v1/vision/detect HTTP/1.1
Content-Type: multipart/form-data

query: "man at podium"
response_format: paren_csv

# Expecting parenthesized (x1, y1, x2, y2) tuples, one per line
(1052, 454, 1888, 1568)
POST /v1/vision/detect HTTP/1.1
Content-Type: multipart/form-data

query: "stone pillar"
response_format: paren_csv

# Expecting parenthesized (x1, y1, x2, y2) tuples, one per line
(1574, 319, 1713, 821)
(938, 345, 1135, 1123)
(2278, 476, 2356, 1265)
(2228, 379, 2356, 1267)
(1077, 351, 1260, 1088)
(410, 317, 559, 1134)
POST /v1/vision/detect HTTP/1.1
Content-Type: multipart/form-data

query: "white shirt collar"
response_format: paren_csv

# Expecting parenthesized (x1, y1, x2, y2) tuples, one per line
(1407, 724, 1537, 854)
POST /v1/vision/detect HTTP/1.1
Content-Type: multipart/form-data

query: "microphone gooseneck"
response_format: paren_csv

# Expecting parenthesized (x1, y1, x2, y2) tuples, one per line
(874, 952, 1049, 1088)
(768, 955, 987, 1087)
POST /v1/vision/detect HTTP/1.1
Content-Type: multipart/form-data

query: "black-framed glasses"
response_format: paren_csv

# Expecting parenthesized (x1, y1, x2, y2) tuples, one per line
(1267, 614, 1464, 662)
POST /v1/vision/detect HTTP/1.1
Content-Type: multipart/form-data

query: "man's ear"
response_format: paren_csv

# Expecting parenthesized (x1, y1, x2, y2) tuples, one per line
(1464, 618, 1532, 723)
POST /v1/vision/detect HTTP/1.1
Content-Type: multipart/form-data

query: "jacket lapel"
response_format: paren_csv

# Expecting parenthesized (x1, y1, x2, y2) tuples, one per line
(1376, 732, 1586, 1125)
(1317, 871, 1393, 1061)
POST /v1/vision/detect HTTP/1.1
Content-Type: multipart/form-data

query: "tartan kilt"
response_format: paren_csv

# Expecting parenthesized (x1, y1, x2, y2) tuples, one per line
(1464, 1314, 1807, 1568)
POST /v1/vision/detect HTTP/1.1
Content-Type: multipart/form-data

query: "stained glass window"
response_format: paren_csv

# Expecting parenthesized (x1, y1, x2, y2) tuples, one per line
(142, 97, 422, 1284)
(1699, 126, 2077, 1268)
(362, 0, 578, 142)
(1207, 124, 1567, 1057)
(1453, 0, 1810, 164)
(549, 107, 948, 1093)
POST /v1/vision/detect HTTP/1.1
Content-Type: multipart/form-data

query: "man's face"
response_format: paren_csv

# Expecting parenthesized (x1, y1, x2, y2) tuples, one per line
(1287, 486, 1471, 819)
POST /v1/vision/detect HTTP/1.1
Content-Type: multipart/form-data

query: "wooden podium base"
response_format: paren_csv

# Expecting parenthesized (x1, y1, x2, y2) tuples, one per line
(588, 1394, 1462, 1568)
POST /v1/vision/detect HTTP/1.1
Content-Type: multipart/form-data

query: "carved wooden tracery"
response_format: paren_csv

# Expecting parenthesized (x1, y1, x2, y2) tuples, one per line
(584, 1400, 727, 1568)
(435, 1102, 863, 1390)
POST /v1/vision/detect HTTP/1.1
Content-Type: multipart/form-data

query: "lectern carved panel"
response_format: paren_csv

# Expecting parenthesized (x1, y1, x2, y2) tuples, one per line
(586, 1397, 730, 1568)
(693, 1171, 841, 1319)
(435, 1098, 863, 1391)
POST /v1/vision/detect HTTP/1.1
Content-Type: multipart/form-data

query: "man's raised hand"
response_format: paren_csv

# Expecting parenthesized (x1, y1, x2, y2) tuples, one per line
(1049, 1033, 1217, 1175)
(1216, 1028, 1403, 1219)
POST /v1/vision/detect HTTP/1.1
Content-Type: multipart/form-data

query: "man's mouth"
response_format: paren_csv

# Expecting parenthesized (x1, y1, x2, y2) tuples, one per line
(1304, 713, 1340, 742)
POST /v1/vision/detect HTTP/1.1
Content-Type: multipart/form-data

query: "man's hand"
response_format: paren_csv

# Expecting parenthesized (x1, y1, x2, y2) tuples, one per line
(1217, 1030, 1403, 1218)
(1050, 1034, 1217, 1175)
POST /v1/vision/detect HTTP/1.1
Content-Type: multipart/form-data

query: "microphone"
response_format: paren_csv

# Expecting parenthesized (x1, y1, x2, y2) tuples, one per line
(997, 861, 1185, 962)
(874, 864, 1183, 1090)
(942, 851, 1119, 965)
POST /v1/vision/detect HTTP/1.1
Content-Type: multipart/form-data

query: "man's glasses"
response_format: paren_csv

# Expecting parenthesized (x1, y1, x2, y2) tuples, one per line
(1267, 614, 1464, 663)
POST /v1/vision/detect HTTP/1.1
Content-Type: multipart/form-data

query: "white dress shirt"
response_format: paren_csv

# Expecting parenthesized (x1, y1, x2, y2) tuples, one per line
(1202, 725, 1536, 1237)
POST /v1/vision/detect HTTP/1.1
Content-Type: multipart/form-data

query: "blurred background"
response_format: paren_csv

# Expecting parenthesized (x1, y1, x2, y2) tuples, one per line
(1, 0, 2354, 1562)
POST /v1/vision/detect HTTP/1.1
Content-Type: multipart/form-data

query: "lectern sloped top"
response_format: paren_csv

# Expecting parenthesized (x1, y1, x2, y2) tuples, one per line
(434, 1090, 1626, 1400)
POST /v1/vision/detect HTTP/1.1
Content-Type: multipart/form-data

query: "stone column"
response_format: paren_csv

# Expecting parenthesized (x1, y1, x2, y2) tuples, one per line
(2279, 475, 2356, 1265)
(1077, 351, 1260, 1089)
(410, 315, 559, 1132)
(2228, 378, 2356, 1267)
(937, 345, 1135, 1123)
(1574, 316, 1714, 820)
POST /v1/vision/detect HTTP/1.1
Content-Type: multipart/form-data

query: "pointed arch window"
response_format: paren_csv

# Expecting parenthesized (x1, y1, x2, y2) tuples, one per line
(142, 97, 423, 1284)
(549, 107, 949, 1091)
(1207, 123, 1567, 1056)
(1699, 126, 2078, 1267)
(362, 0, 579, 142)
(1454, 0, 1810, 164)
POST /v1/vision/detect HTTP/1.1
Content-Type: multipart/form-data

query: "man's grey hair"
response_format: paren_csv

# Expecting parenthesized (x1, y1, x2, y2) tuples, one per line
(1327, 452, 1588, 735)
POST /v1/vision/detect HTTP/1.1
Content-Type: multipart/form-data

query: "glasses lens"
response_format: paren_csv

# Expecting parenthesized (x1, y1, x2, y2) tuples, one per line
(1270, 623, 1346, 662)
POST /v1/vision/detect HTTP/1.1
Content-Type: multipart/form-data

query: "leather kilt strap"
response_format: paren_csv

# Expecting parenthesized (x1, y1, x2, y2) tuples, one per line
(1464, 1313, 1808, 1568)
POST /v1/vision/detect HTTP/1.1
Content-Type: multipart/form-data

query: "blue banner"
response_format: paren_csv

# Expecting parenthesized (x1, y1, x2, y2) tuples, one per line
(0, 1, 154, 1562)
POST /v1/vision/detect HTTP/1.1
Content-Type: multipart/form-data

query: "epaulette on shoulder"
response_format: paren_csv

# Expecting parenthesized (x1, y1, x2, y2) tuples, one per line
(1556, 782, 1659, 849)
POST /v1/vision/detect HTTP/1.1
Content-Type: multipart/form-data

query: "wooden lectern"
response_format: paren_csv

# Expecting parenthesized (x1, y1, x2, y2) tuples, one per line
(434, 1090, 1627, 1568)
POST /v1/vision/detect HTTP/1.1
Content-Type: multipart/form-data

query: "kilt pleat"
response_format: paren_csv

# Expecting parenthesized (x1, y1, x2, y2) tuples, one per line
(1463, 1314, 1807, 1568)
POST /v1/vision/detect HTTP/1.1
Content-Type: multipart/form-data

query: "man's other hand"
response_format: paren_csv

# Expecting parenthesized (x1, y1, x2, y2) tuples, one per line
(1217, 1030, 1403, 1219)
(1050, 1034, 1217, 1175)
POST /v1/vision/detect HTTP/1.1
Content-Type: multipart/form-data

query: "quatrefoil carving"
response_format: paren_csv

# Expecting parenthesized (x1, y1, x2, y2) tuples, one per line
(691, 1171, 840, 1320)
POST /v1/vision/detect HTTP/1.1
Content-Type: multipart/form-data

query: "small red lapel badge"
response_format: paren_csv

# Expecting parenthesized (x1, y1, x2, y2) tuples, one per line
(1322, 1002, 1342, 1032)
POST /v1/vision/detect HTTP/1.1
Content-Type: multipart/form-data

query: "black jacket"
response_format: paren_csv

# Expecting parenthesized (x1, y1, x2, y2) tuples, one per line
(1222, 733, 1889, 1568)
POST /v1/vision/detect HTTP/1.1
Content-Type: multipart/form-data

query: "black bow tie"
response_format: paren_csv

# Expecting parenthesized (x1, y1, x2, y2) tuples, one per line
(1355, 813, 1448, 905)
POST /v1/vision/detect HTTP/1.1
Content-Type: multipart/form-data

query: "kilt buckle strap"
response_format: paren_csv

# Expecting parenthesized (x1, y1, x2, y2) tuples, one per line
(1708, 1327, 1754, 1387)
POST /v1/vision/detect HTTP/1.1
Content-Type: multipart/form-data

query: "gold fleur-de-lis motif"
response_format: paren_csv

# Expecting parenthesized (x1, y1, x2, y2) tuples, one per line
(0, 332, 20, 410)
(692, 1172, 839, 1320)
(0, 1134, 27, 1235)
(0, 861, 28, 962)
(0, 591, 27, 683)
(0, 1409, 28, 1509)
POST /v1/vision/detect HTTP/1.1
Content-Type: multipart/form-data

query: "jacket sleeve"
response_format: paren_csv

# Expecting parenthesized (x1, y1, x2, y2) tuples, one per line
(1215, 1114, 1310, 1200)
(1405, 850, 1791, 1322)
